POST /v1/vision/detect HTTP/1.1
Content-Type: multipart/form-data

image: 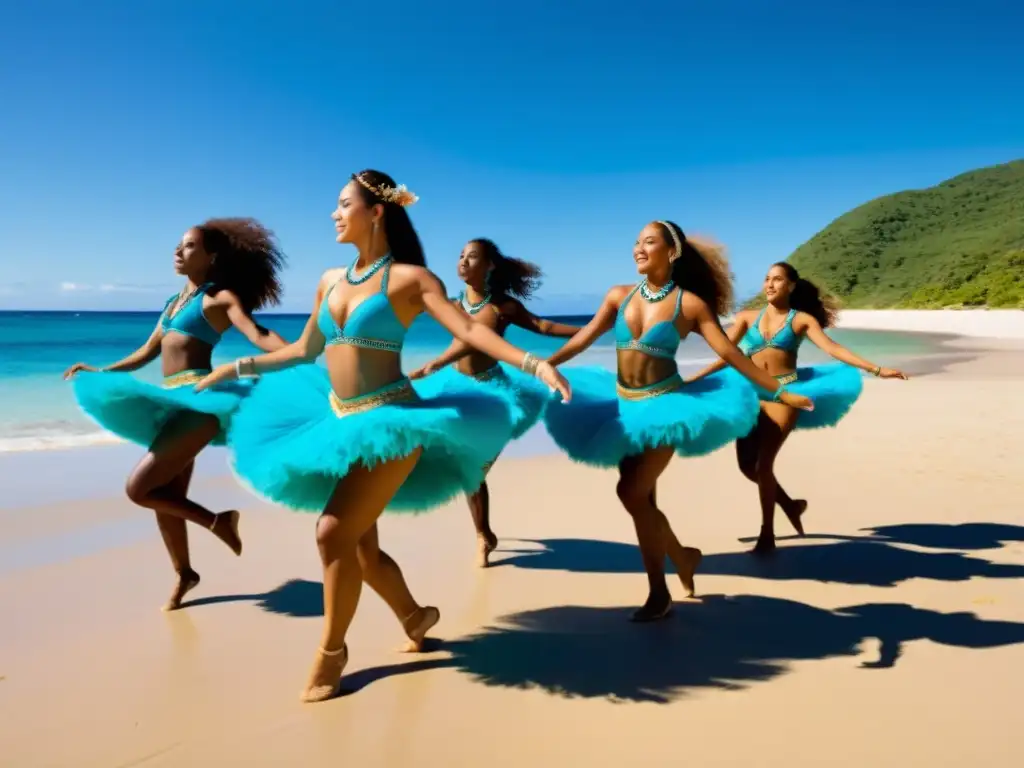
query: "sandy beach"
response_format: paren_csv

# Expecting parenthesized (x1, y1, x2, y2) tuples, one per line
(2, 326, 1024, 767)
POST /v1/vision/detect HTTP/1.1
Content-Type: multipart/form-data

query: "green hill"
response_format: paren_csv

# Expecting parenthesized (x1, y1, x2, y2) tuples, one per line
(780, 159, 1024, 309)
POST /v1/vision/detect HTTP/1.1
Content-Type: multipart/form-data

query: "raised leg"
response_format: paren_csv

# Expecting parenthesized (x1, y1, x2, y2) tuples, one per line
(357, 522, 440, 652)
(736, 415, 807, 534)
(125, 412, 241, 556)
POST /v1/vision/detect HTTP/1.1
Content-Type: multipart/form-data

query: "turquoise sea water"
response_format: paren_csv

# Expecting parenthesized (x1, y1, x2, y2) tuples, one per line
(0, 310, 939, 452)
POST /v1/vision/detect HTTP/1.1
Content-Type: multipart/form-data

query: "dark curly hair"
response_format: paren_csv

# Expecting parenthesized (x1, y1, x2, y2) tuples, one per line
(197, 218, 286, 312)
(352, 169, 426, 267)
(657, 221, 735, 317)
(469, 238, 543, 300)
(771, 262, 839, 328)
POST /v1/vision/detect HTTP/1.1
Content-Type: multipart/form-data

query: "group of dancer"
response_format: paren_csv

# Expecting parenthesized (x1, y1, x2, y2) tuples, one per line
(64, 169, 907, 703)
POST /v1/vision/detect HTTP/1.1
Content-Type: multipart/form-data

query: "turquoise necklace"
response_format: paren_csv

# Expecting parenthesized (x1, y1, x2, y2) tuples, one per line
(460, 289, 492, 314)
(639, 278, 675, 302)
(346, 252, 392, 285)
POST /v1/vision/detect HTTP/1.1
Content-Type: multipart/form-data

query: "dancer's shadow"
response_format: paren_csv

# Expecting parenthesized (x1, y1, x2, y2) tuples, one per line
(861, 522, 1024, 552)
(741, 523, 1024, 553)
(182, 578, 324, 617)
(496, 537, 1024, 588)
(354, 595, 1024, 703)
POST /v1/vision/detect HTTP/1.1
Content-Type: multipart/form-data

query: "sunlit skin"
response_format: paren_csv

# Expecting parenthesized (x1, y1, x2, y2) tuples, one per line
(409, 240, 582, 567)
(544, 223, 814, 620)
(194, 179, 572, 702)
(687, 264, 908, 554)
(63, 227, 289, 610)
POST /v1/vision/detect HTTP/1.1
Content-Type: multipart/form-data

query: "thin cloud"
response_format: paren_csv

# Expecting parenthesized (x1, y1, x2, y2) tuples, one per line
(59, 282, 161, 294)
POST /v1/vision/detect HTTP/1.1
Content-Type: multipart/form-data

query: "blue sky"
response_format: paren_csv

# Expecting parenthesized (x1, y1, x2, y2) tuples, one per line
(1, 0, 1022, 314)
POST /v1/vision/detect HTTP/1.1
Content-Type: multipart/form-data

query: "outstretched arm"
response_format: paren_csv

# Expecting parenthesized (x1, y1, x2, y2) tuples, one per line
(506, 300, 582, 338)
(545, 290, 620, 366)
(685, 313, 750, 382)
(420, 273, 571, 401)
(223, 292, 289, 353)
(63, 322, 163, 378)
(689, 297, 813, 410)
(801, 316, 908, 379)
(194, 275, 330, 390)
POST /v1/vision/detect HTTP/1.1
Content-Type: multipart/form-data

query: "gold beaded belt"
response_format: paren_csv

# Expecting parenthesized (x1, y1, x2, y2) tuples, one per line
(329, 379, 417, 418)
(774, 372, 799, 385)
(163, 369, 210, 389)
(471, 364, 505, 383)
(616, 373, 684, 401)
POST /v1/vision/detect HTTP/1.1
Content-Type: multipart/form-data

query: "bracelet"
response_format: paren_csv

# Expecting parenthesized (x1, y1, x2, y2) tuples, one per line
(772, 384, 787, 402)
(521, 352, 540, 376)
(871, 366, 881, 377)
(234, 357, 257, 379)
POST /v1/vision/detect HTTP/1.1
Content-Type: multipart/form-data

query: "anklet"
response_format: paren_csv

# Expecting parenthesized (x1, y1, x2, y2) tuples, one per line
(318, 644, 347, 657)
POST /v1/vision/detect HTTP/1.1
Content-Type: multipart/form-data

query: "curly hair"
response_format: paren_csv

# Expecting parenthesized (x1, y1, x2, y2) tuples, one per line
(657, 221, 735, 317)
(196, 218, 285, 312)
(469, 238, 543, 300)
(771, 262, 839, 328)
(352, 169, 426, 267)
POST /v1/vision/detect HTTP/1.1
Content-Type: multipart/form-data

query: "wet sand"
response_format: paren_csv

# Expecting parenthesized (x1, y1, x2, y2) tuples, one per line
(2, 340, 1023, 767)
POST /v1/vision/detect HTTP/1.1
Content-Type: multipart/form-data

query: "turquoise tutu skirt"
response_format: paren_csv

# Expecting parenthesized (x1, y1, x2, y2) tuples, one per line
(226, 365, 515, 514)
(710, 363, 863, 431)
(71, 369, 253, 448)
(414, 363, 549, 440)
(542, 367, 760, 468)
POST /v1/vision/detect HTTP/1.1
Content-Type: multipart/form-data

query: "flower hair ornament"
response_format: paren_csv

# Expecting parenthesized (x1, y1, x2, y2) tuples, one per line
(354, 174, 420, 207)
(657, 220, 685, 262)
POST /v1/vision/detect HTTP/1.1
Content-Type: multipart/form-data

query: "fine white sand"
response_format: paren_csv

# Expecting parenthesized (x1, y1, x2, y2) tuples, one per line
(1, 342, 1023, 767)
(836, 308, 1024, 339)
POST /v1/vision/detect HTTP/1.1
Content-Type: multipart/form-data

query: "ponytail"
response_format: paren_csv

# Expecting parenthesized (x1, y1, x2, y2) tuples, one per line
(471, 238, 543, 300)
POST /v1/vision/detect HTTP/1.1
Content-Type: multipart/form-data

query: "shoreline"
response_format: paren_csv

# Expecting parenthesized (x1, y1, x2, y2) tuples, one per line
(835, 308, 1024, 339)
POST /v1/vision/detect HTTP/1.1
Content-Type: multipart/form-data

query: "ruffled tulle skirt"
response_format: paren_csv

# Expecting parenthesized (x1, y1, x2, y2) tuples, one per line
(413, 363, 549, 440)
(226, 365, 515, 514)
(71, 369, 253, 447)
(710, 363, 864, 430)
(541, 367, 760, 468)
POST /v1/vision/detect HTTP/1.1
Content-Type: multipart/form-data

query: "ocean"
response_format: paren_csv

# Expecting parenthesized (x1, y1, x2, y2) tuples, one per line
(0, 310, 941, 453)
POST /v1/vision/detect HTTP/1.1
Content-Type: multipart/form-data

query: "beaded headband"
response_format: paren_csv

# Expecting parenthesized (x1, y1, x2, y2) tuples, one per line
(354, 174, 419, 207)
(657, 221, 685, 262)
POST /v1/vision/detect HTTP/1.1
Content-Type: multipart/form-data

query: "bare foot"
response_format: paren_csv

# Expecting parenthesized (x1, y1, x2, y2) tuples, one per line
(750, 530, 777, 557)
(783, 499, 808, 536)
(676, 547, 703, 597)
(398, 606, 441, 653)
(630, 592, 672, 623)
(475, 532, 498, 568)
(300, 644, 348, 703)
(211, 510, 242, 556)
(162, 569, 200, 611)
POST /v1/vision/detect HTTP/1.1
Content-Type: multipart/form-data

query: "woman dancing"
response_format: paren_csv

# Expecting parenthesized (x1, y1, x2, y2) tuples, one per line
(63, 218, 288, 610)
(542, 221, 813, 622)
(686, 262, 908, 554)
(194, 171, 570, 703)
(409, 238, 582, 567)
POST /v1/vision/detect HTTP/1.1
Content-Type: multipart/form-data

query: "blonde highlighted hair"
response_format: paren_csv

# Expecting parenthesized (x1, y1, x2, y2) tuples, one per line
(656, 221, 735, 317)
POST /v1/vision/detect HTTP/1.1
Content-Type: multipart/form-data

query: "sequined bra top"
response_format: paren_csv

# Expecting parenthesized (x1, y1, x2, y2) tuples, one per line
(317, 261, 406, 353)
(159, 283, 222, 347)
(613, 282, 683, 360)
(739, 307, 803, 356)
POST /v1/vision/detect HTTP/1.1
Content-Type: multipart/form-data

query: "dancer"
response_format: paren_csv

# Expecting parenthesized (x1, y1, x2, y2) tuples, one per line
(63, 218, 288, 610)
(542, 221, 813, 621)
(685, 262, 908, 554)
(194, 170, 570, 703)
(409, 238, 582, 567)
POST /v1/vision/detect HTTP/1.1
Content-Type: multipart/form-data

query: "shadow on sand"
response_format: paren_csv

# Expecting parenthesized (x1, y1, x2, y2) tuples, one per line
(494, 524, 1024, 588)
(351, 595, 1024, 702)
(182, 577, 324, 616)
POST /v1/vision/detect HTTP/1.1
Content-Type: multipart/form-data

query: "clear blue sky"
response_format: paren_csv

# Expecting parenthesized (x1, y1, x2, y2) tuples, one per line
(1, 0, 1022, 313)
